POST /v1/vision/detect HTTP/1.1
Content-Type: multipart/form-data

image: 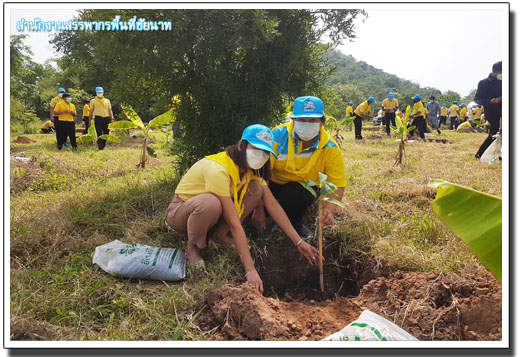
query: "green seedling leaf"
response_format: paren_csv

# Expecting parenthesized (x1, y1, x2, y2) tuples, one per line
(320, 181, 338, 196)
(322, 197, 346, 209)
(146, 146, 157, 158)
(407, 126, 416, 133)
(108, 120, 138, 130)
(300, 181, 317, 198)
(318, 172, 328, 186)
(99, 134, 121, 143)
(121, 104, 145, 129)
(148, 109, 176, 129)
(429, 179, 502, 281)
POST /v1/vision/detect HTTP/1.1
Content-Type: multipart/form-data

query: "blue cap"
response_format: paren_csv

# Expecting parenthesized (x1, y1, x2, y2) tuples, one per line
(412, 94, 421, 100)
(349, 101, 353, 105)
(291, 96, 324, 118)
(241, 124, 278, 158)
(460, 103, 466, 107)
(442, 104, 446, 107)
(453, 100, 458, 104)
(468, 119, 474, 123)
(368, 96, 376, 104)
(58, 87, 65, 93)
(95, 86, 104, 93)
(388, 91, 394, 97)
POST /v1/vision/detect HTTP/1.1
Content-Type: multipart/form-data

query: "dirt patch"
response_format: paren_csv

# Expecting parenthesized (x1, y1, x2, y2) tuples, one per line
(200, 265, 501, 341)
(13, 136, 37, 144)
(10, 157, 43, 194)
(363, 125, 383, 131)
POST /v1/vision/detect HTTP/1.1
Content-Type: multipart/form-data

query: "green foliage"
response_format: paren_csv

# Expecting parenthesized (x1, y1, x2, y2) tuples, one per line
(10, 96, 40, 133)
(429, 180, 502, 281)
(389, 115, 415, 166)
(302, 172, 345, 208)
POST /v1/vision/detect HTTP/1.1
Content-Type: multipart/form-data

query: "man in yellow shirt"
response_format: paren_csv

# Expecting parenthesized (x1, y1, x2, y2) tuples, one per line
(89, 86, 115, 150)
(50, 87, 66, 145)
(449, 100, 460, 130)
(353, 96, 376, 139)
(82, 100, 91, 134)
(439, 104, 448, 127)
(53, 93, 77, 150)
(459, 104, 468, 127)
(345, 101, 354, 131)
(40, 120, 55, 134)
(410, 94, 426, 139)
(381, 92, 399, 136)
(265, 96, 346, 239)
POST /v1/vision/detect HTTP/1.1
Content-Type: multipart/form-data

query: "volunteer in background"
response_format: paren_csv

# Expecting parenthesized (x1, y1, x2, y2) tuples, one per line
(53, 93, 77, 151)
(426, 96, 441, 134)
(165, 124, 320, 294)
(410, 94, 426, 139)
(345, 101, 355, 131)
(82, 100, 91, 134)
(50, 87, 68, 147)
(89, 87, 115, 150)
(474, 61, 502, 159)
(263, 96, 346, 239)
(439, 104, 448, 127)
(422, 105, 431, 136)
(381, 92, 399, 136)
(459, 103, 468, 127)
(353, 96, 376, 140)
(449, 100, 460, 130)
(41, 120, 55, 134)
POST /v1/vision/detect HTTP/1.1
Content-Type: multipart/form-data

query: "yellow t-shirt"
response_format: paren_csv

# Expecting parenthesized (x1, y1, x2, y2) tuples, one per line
(50, 95, 62, 111)
(345, 105, 354, 117)
(412, 101, 425, 117)
(423, 107, 429, 117)
(82, 104, 90, 117)
(175, 158, 266, 200)
(440, 107, 448, 116)
(457, 121, 472, 131)
(381, 98, 399, 112)
(54, 101, 76, 122)
(460, 107, 467, 118)
(449, 104, 459, 117)
(42, 120, 54, 129)
(89, 97, 112, 117)
(354, 101, 372, 116)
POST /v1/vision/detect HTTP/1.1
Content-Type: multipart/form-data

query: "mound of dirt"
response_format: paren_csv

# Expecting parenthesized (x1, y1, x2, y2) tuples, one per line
(202, 283, 362, 341)
(13, 136, 37, 144)
(201, 265, 501, 341)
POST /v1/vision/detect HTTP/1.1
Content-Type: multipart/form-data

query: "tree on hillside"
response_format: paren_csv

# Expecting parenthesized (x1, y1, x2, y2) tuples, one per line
(51, 9, 367, 170)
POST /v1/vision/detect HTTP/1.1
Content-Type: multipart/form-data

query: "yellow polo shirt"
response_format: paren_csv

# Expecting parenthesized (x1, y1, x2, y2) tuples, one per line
(412, 101, 425, 117)
(460, 107, 467, 119)
(90, 97, 112, 117)
(345, 105, 354, 117)
(175, 158, 266, 200)
(381, 98, 399, 112)
(82, 104, 90, 117)
(354, 101, 372, 116)
(440, 107, 448, 116)
(54, 101, 76, 122)
(449, 104, 459, 117)
(42, 120, 54, 129)
(50, 95, 62, 111)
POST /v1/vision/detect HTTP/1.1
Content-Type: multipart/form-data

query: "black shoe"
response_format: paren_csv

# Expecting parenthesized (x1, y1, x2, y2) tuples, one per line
(57, 145, 62, 150)
(437, 129, 441, 135)
(72, 146, 77, 151)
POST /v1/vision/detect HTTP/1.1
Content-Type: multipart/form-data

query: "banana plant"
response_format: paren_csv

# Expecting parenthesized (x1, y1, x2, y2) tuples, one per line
(428, 180, 501, 281)
(77, 119, 105, 145)
(323, 115, 344, 148)
(107, 105, 176, 168)
(301, 172, 346, 292)
(390, 115, 416, 166)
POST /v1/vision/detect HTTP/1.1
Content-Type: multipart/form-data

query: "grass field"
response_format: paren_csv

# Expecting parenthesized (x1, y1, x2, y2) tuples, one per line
(9, 127, 502, 341)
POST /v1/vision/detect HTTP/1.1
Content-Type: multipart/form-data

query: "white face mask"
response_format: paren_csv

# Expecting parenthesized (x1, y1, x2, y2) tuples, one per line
(97, 93, 104, 98)
(496, 74, 502, 80)
(58, 93, 64, 97)
(246, 148, 269, 170)
(293, 121, 321, 141)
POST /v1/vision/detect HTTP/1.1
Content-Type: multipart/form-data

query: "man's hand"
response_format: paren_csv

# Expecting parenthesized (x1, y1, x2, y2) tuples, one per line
(245, 271, 264, 294)
(296, 241, 320, 265)
(491, 97, 502, 104)
(321, 207, 334, 225)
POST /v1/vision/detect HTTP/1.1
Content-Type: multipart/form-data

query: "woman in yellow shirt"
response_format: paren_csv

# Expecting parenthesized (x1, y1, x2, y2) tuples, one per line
(165, 124, 319, 294)
(82, 100, 91, 134)
(439, 104, 448, 127)
(410, 94, 426, 139)
(449, 101, 460, 130)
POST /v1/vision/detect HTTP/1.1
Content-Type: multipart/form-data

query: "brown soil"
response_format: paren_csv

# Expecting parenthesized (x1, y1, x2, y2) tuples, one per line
(200, 265, 501, 341)
(13, 136, 37, 144)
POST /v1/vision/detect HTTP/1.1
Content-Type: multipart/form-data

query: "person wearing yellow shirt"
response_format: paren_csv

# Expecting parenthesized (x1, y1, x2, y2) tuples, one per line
(449, 101, 460, 130)
(345, 101, 355, 131)
(89, 86, 115, 150)
(459, 104, 468, 127)
(165, 124, 320, 294)
(40, 120, 55, 134)
(410, 94, 426, 139)
(353, 96, 376, 139)
(439, 104, 449, 127)
(82, 100, 91, 134)
(381, 92, 399, 136)
(50, 87, 66, 146)
(265, 96, 346, 240)
(53, 93, 77, 150)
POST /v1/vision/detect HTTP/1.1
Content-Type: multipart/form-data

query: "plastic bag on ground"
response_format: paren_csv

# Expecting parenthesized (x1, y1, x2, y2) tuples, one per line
(93, 240, 186, 281)
(321, 309, 418, 341)
(480, 134, 502, 164)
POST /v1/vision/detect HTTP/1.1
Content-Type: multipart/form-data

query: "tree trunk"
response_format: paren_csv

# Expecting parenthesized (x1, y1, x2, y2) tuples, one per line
(140, 136, 148, 168)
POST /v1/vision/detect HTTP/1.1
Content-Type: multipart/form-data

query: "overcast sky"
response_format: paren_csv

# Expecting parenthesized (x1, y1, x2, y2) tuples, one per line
(9, 5, 505, 97)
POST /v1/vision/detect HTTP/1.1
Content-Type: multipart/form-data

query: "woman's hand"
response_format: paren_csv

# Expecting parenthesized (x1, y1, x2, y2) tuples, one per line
(321, 208, 334, 225)
(296, 241, 320, 265)
(245, 271, 264, 294)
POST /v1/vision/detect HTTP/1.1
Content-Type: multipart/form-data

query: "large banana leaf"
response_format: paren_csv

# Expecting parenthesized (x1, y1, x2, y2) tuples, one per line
(428, 180, 502, 281)
(109, 120, 138, 130)
(121, 105, 145, 129)
(99, 134, 121, 143)
(148, 109, 176, 129)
